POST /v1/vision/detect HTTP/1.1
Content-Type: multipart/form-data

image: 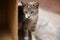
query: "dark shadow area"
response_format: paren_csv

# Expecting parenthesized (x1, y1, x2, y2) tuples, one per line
(0, 0, 12, 40)
(18, 29, 24, 40)
(18, 5, 25, 40)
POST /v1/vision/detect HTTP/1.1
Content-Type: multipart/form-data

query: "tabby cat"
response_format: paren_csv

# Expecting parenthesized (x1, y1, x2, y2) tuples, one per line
(21, 2, 39, 40)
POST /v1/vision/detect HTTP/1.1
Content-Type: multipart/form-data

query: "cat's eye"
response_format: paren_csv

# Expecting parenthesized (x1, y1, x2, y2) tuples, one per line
(31, 11, 34, 14)
(24, 11, 27, 13)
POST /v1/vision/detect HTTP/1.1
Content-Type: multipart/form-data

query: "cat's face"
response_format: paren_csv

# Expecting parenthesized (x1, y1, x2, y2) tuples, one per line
(22, 2, 39, 19)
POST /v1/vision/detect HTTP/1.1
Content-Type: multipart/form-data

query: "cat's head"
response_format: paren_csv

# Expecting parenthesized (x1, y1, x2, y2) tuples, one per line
(21, 2, 39, 19)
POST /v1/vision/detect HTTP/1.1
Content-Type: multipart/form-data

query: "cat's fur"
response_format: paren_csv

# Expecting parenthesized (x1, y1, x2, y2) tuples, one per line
(21, 2, 39, 40)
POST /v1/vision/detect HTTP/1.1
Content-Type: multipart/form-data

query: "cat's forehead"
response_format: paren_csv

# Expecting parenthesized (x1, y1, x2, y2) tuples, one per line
(23, 2, 39, 10)
(28, 2, 36, 4)
(25, 2, 34, 7)
(24, 2, 36, 8)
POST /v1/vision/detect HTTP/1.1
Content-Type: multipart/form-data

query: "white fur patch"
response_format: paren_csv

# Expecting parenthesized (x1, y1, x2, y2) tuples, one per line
(28, 2, 36, 4)
(24, 36, 29, 40)
(25, 14, 30, 18)
(18, 2, 22, 6)
(32, 32, 36, 40)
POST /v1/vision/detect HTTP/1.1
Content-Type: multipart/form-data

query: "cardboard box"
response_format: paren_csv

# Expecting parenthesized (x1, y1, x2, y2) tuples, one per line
(0, 0, 18, 40)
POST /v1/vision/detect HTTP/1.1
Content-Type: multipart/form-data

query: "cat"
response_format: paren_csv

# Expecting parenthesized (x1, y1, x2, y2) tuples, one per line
(21, 2, 39, 40)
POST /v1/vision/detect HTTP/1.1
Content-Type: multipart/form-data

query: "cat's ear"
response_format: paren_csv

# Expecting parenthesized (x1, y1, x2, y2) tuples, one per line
(33, 2, 39, 8)
(21, 1, 24, 5)
(21, 1, 26, 7)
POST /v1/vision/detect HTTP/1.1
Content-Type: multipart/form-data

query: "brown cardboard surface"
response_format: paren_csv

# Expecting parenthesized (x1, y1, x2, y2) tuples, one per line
(0, 0, 13, 40)
(0, 0, 8, 24)
(0, 0, 18, 40)
(7, 0, 18, 40)
(0, 25, 12, 40)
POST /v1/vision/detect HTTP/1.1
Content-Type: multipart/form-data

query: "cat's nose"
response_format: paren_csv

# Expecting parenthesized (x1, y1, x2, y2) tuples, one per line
(28, 16, 30, 18)
(27, 16, 30, 18)
(25, 14, 30, 18)
(27, 14, 30, 18)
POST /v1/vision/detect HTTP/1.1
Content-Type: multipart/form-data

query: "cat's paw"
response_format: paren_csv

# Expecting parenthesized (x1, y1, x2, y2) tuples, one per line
(24, 36, 29, 40)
